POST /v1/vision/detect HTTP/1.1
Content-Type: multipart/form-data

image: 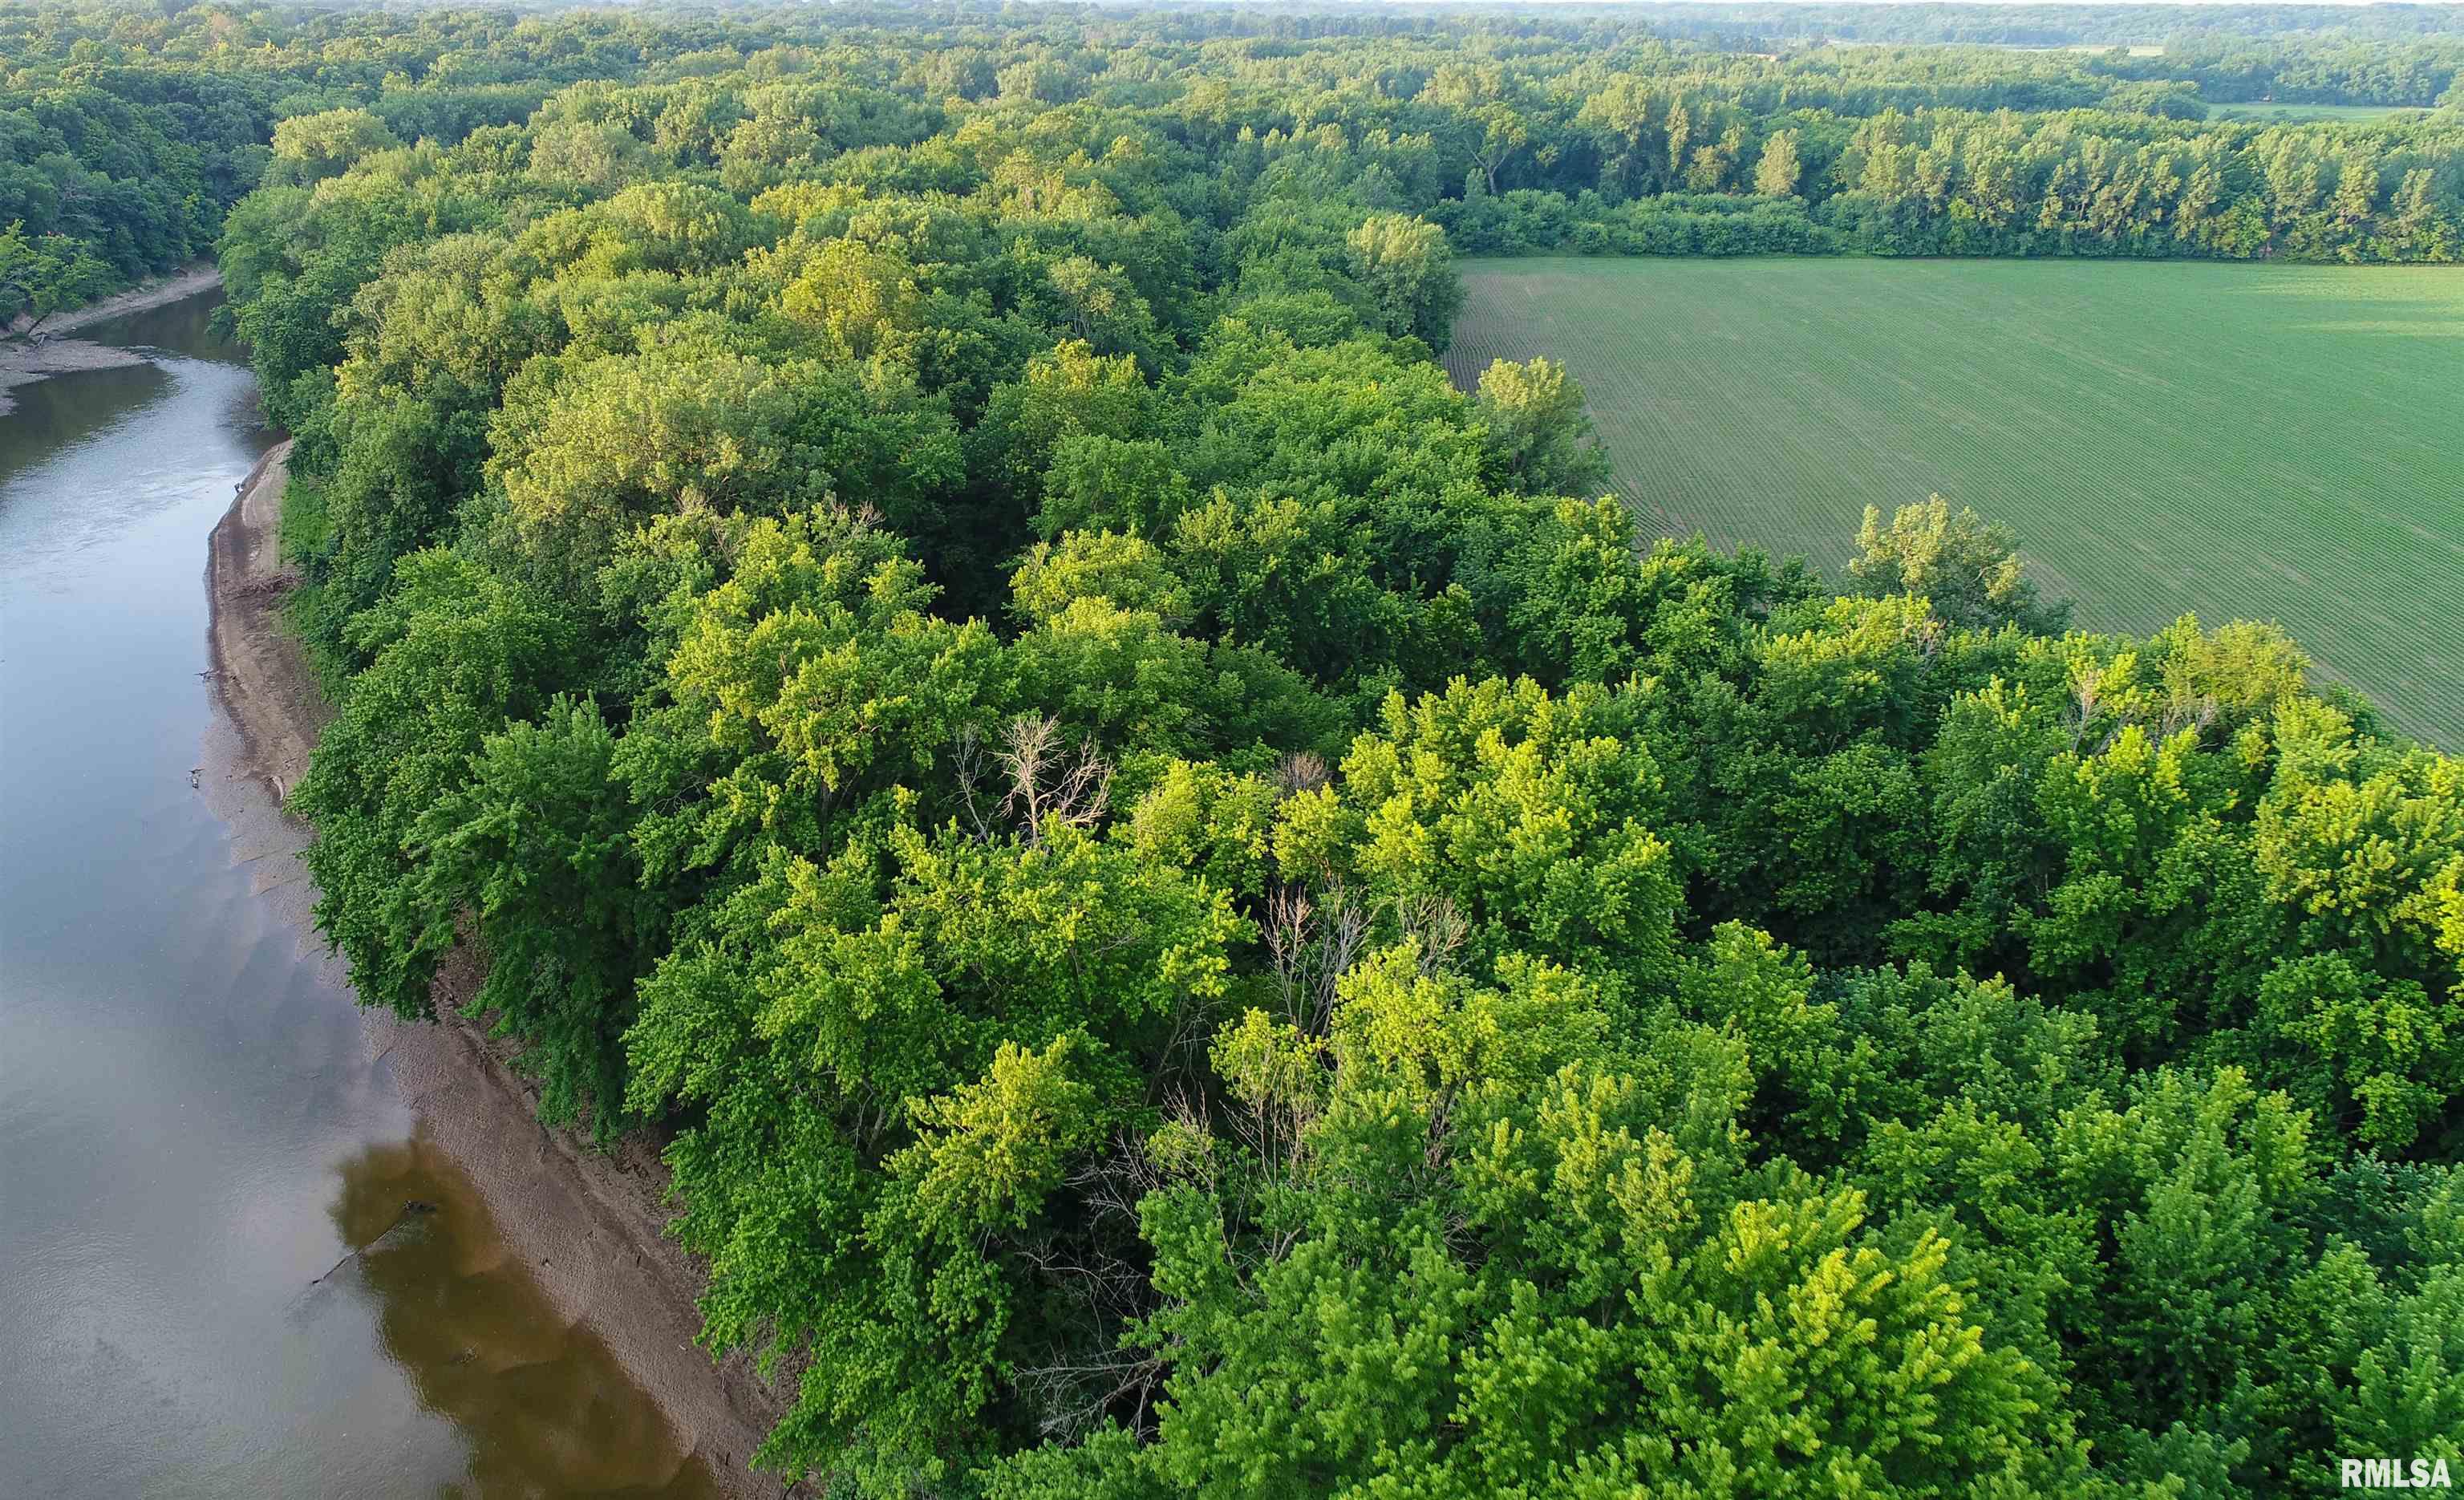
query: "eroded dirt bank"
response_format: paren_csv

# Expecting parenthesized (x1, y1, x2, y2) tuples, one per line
(204, 443, 790, 1497)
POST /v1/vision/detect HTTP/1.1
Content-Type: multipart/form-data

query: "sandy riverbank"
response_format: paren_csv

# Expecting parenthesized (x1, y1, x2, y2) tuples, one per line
(0, 338, 149, 416)
(11, 262, 225, 339)
(202, 444, 790, 1498)
(2, 266, 226, 416)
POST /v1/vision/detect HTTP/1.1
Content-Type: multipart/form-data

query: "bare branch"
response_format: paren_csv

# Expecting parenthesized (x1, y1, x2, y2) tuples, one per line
(1274, 751, 1329, 797)
(1262, 881, 1365, 1036)
(998, 715, 1112, 845)
(1398, 894, 1467, 978)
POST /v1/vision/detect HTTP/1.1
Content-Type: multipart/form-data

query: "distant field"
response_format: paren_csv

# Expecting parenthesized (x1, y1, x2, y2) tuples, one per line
(1842, 43, 2166, 57)
(2008, 43, 2168, 57)
(1447, 257, 2464, 746)
(2207, 102, 2424, 123)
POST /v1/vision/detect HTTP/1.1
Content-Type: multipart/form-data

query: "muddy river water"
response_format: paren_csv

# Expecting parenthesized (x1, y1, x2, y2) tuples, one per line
(0, 294, 718, 1498)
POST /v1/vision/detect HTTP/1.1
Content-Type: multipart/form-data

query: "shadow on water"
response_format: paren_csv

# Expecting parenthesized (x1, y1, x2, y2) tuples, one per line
(314, 1141, 723, 1500)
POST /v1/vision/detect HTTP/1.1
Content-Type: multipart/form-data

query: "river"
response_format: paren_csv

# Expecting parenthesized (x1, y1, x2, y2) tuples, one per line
(0, 294, 720, 1497)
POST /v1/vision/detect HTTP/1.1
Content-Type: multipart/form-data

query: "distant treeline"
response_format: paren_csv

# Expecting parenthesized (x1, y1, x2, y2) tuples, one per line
(6, 1, 2461, 331)
(1437, 101, 2464, 260)
(2105, 34, 2464, 107)
(1628, 2, 2464, 48)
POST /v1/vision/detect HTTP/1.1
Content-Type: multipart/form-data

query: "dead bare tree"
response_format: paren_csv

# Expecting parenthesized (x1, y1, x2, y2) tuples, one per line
(2069, 659, 2109, 750)
(1000, 714, 1112, 844)
(1397, 893, 1468, 977)
(1011, 1132, 1172, 1441)
(1273, 750, 1330, 797)
(952, 724, 999, 842)
(2150, 649, 2223, 743)
(1262, 882, 1367, 1036)
(957, 714, 1113, 844)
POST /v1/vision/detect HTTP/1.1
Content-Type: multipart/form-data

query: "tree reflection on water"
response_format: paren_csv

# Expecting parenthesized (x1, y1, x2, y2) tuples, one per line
(322, 1137, 722, 1498)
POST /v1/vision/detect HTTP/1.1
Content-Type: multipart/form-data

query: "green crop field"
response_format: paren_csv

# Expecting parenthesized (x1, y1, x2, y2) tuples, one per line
(2206, 102, 2430, 124)
(1447, 257, 2464, 746)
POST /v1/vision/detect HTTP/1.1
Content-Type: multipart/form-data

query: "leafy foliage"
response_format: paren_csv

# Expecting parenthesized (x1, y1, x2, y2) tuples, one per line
(174, 2, 2464, 1494)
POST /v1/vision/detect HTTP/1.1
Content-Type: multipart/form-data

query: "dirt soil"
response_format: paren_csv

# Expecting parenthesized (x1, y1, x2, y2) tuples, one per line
(2, 265, 225, 415)
(0, 337, 148, 416)
(10, 262, 224, 339)
(203, 443, 792, 1498)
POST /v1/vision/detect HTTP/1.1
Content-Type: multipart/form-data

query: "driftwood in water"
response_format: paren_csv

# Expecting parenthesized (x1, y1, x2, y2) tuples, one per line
(306, 1200, 440, 1285)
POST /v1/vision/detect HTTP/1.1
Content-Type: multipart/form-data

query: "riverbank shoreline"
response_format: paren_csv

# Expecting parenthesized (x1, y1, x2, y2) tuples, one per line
(0, 337, 149, 418)
(204, 444, 788, 1497)
(10, 262, 224, 340)
(1, 266, 225, 416)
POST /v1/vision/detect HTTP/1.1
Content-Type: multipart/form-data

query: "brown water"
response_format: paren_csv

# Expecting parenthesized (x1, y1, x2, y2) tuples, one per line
(0, 294, 719, 1498)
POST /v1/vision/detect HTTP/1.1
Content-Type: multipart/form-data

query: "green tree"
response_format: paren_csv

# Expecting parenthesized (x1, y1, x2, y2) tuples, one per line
(1851, 497, 2070, 634)
(293, 552, 569, 1023)
(1343, 213, 1464, 351)
(0, 220, 109, 334)
(993, 943, 2093, 1500)
(1474, 355, 1613, 498)
(1755, 128, 1805, 197)
(485, 326, 957, 592)
(266, 108, 403, 189)
(413, 695, 653, 1137)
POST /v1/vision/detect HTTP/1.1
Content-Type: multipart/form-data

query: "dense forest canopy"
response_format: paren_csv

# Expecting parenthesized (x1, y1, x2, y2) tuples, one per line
(7, 0, 2464, 325)
(18, 0, 2464, 1494)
